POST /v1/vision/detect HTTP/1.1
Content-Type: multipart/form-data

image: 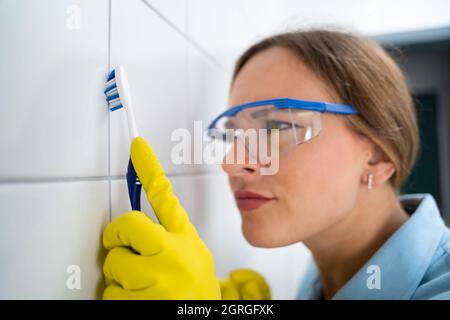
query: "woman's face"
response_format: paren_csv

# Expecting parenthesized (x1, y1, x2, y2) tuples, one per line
(223, 47, 373, 247)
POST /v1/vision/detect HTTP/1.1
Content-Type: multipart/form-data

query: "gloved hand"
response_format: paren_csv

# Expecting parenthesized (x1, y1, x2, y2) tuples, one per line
(219, 269, 271, 300)
(102, 137, 221, 299)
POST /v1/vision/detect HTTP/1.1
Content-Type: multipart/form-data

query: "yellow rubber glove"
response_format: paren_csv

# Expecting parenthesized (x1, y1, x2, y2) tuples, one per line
(102, 137, 221, 299)
(219, 269, 271, 300)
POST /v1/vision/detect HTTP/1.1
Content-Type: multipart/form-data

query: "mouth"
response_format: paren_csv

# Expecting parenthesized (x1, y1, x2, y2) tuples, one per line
(234, 190, 276, 211)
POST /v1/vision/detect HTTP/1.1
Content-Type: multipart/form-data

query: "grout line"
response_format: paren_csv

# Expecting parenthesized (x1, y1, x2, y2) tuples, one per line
(0, 175, 126, 185)
(107, 170, 224, 179)
(140, 0, 226, 73)
(0, 170, 224, 185)
(185, 0, 191, 145)
(107, 0, 112, 222)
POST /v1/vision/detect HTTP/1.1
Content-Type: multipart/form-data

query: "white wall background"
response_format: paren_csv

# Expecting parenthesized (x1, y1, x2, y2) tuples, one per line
(1, 0, 449, 299)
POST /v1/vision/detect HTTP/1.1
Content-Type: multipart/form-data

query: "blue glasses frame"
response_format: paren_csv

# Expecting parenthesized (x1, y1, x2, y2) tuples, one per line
(207, 98, 359, 130)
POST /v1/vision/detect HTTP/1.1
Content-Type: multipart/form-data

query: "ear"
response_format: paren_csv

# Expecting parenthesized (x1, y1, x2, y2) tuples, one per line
(364, 143, 395, 188)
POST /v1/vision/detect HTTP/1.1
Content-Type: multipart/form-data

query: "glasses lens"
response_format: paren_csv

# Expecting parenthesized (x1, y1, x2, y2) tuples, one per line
(206, 104, 322, 165)
(287, 108, 322, 145)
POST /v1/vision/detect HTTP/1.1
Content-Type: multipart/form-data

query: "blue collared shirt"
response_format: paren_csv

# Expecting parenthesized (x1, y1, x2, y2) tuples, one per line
(297, 193, 450, 300)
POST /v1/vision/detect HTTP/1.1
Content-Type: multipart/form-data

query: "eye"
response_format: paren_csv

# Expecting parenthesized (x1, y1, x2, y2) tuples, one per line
(265, 120, 290, 130)
(223, 119, 236, 130)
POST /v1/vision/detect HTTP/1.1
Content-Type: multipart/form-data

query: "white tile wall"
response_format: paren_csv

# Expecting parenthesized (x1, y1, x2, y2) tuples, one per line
(0, 0, 109, 179)
(185, 0, 310, 73)
(144, 0, 186, 32)
(110, 0, 190, 176)
(186, 45, 231, 173)
(0, 181, 109, 299)
(186, 2, 246, 75)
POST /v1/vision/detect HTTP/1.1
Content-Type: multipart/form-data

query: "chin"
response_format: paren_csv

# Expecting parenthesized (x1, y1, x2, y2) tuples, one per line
(241, 220, 291, 248)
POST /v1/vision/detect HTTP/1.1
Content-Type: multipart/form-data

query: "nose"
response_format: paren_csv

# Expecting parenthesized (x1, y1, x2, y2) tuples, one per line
(221, 159, 261, 176)
(221, 138, 262, 176)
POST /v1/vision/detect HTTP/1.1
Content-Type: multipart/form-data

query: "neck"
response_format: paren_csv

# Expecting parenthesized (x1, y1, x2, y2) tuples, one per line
(303, 185, 409, 299)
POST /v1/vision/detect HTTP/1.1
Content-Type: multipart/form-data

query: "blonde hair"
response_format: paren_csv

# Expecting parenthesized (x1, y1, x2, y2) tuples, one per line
(232, 29, 420, 190)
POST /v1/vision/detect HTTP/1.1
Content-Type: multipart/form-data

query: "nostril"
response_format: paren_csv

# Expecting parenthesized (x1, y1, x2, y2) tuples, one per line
(244, 167, 255, 173)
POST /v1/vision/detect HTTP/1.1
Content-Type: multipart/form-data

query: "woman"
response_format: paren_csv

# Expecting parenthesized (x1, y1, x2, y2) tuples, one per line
(101, 29, 450, 300)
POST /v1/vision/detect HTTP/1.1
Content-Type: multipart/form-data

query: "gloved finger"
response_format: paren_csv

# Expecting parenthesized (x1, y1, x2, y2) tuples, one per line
(103, 246, 157, 291)
(131, 137, 190, 233)
(103, 283, 180, 300)
(241, 281, 271, 300)
(103, 283, 149, 300)
(103, 284, 128, 300)
(103, 211, 166, 255)
(229, 269, 268, 287)
(230, 269, 271, 299)
(219, 278, 240, 300)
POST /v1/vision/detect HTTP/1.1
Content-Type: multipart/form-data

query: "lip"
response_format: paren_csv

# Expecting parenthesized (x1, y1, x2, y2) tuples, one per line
(234, 190, 275, 211)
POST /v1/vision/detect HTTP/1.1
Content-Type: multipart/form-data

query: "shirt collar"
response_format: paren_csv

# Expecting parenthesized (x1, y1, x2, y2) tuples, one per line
(299, 193, 445, 299)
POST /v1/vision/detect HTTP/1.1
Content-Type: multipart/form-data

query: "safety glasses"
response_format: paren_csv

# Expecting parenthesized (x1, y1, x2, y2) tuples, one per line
(205, 98, 359, 167)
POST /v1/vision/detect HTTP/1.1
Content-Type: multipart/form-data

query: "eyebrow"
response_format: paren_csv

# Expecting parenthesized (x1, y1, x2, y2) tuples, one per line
(248, 108, 279, 118)
(227, 108, 290, 127)
(224, 105, 299, 128)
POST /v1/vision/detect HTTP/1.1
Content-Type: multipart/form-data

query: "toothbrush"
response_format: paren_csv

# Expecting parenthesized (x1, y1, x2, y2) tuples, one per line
(104, 65, 142, 211)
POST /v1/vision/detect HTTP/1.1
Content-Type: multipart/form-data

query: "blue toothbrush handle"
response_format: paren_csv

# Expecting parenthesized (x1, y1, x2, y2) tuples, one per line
(127, 157, 142, 211)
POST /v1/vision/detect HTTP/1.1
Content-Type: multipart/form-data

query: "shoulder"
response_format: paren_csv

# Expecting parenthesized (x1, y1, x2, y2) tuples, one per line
(412, 228, 450, 300)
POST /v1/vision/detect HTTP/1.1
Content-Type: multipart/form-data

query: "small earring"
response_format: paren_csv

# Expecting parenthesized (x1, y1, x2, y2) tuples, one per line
(367, 173, 373, 190)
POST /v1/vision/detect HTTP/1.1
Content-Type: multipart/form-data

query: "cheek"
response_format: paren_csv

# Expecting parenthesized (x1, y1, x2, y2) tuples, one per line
(276, 134, 363, 220)
(309, 138, 360, 186)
